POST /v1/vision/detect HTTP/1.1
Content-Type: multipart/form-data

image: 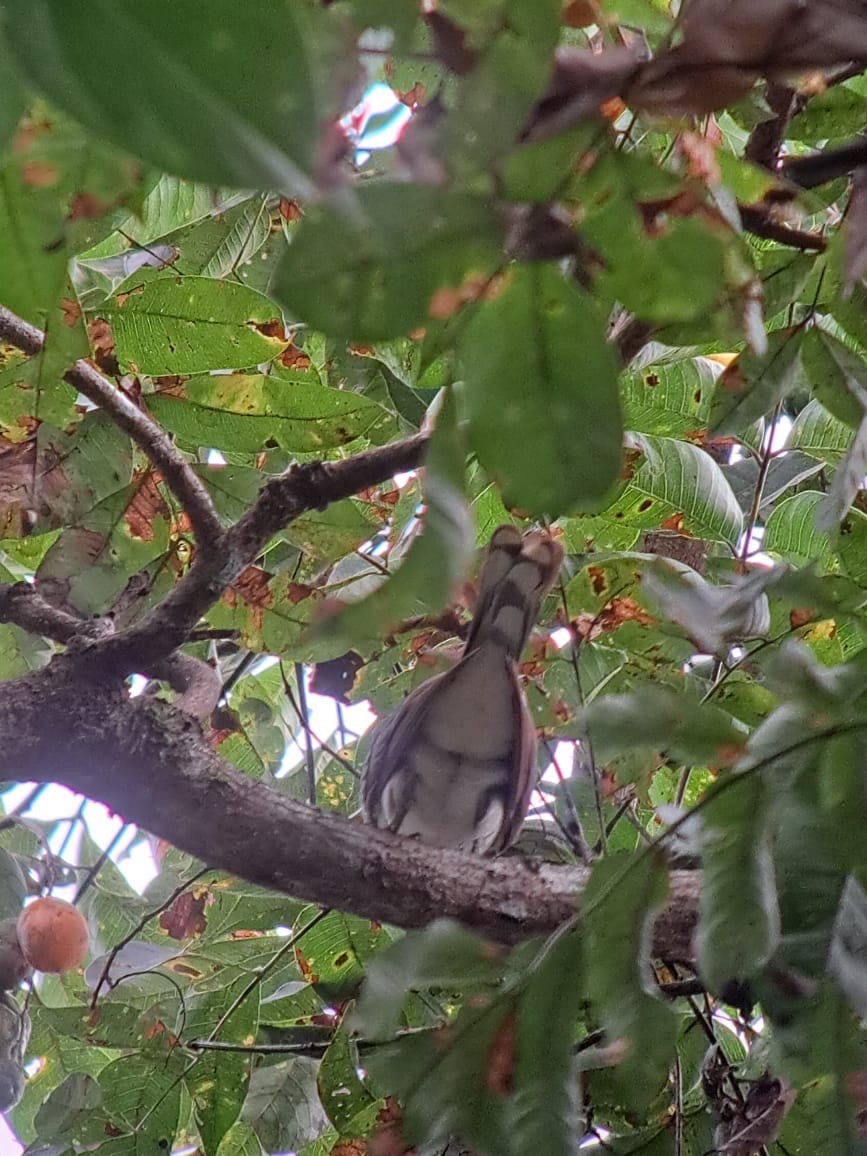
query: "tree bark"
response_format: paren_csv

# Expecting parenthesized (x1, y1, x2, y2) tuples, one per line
(0, 655, 698, 957)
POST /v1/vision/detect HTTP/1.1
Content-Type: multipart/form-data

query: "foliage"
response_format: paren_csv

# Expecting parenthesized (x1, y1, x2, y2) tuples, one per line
(1, 1, 867, 1154)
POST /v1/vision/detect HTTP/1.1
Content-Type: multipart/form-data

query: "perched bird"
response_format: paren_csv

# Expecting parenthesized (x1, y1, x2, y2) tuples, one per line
(362, 525, 564, 854)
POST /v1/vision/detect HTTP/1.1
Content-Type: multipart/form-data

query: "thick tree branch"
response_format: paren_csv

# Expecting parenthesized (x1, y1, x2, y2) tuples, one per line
(0, 657, 698, 957)
(0, 304, 224, 552)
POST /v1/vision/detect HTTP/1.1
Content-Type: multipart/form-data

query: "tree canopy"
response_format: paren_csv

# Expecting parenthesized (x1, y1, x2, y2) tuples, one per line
(2, 1, 867, 1153)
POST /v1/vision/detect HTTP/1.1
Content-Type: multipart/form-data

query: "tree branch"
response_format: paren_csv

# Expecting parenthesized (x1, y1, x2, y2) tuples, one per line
(91, 433, 430, 674)
(0, 657, 698, 957)
(0, 304, 224, 552)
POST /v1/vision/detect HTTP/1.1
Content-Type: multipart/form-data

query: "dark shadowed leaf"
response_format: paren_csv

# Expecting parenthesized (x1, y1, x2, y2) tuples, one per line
(272, 185, 504, 342)
(582, 851, 677, 1111)
(710, 328, 806, 434)
(5, 0, 352, 195)
(696, 772, 780, 995)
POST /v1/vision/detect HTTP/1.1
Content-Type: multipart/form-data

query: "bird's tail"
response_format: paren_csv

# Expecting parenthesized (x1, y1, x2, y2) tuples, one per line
(463, 526, 564, 659)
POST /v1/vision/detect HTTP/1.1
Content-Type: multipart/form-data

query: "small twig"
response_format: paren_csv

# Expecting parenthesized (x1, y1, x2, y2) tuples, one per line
(0, 303, 224, 553)
(542, 741, 592, 863)
(557, 579, 606, 854)
(293, 663, 317, 805)
(74, 825, 131, 904)
(281, 664, 360, 780)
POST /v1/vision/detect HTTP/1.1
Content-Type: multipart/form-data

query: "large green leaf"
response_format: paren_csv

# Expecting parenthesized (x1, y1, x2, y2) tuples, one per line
(582, 852, 677, 1112)
(459, 264, 623, 516)
(272, 184, 504, 342)
(100, 278, 288, 375)
(600, 434, 744, 546)
(4, 0, 349, 195)
(696, 772, 780, 995)
(146, 372, 393, 452)
(510, 932, 584, 1156)
(787, 398, 854, 460)
(710, 328, 807, 434)
(185, 976, 259, 1156)
(763, 492, 835, 569)
(802, 326, 867, 430)
(621, 357, 719, 437)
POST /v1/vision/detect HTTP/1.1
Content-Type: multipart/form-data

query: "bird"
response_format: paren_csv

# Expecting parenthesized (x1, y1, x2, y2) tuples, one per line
(362, 524, 564, 855)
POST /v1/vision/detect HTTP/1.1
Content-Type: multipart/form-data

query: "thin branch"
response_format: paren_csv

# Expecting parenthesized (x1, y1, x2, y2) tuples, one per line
(738, 206, 827, 252)
(90, 432, 430, 675)
(0, 303, 224, 552)
(744, 82, 801, 171)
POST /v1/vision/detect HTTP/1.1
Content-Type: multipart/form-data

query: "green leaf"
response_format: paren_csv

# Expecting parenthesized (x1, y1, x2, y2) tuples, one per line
(787, 398, 854, 460)
(317, 1028, 376, 1134)
(584, 685, 747, 764)
(789, 84, 867, 142)
(216, 1121, 266, 1156)
(583, 851, 677, 1112)
(98, 1049, 186, 1150)
(364, 996, 514, 1156)
(5, 0, 349, 195)
(272, 185, 504, 342)
(593, 213, 728, 326)
(147, 372, 393, 453)
(763, 492, 835, 569)
(241, 1057, 330, 1153)
(818, 414, 867, 529)
(710, 328, 807, 434)
(802, 327, 867, 430)
(185, 975, 259, 1156)
(724, 450, 823, 512)
(459, 264, 622, 516)
(621, 357, 718, 437)
(696, 772, 780, 994)
(604, 435, 743, 546)
(294, 907, 392, 1003)
(101, 278, 287, 375)
(355, 921, 501, 1039)
(0, 107, 139, 325)
(511, 932, 584, 1156)
(316, 389, 474, 650)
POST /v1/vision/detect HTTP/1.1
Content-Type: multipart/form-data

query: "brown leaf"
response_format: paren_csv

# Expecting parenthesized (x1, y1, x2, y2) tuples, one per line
(563, 0, 598, 27)
(310, 652, 364, 704)
(159, 890, 207, 940)
(124, 471, 170, 542)
(627, 0, 867, 117)
(485, 1010, 516, 1096)
(523, 45, 644, 142)
(228, 566, 273, 611)
(714, 1071, 794, 1156)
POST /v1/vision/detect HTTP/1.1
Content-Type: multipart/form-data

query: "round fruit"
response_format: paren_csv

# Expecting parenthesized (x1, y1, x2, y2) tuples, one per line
(16, 898, 89, 974)
(0, 919, 28, 991)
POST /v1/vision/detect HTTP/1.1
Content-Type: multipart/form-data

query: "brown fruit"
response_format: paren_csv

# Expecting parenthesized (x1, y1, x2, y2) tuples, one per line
(0, 919, 29, 991)
(16, 898, 89, 974)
